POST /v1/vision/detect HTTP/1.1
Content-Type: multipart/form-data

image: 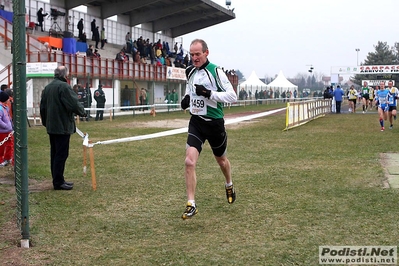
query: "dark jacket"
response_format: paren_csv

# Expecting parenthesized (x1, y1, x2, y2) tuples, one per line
(37, 9, 47, 23)
(93, 27, 100, 42)
(40, 77, 85, 135)
(94, 87, 106, 107)
(77, 20, 83, 31)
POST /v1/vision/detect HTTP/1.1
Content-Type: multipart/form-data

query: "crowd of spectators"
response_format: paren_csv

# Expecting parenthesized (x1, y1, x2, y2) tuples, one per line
(113, 34, 191, 68)
(79, 30, 196, 70)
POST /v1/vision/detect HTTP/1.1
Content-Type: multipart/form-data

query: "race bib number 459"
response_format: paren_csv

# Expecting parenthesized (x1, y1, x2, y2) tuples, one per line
(190, 95, 207, 115)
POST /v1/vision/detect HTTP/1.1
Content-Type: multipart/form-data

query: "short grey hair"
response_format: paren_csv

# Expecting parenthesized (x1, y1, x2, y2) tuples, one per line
(190, 39, 208, 52)
(54, 65, 68, 78)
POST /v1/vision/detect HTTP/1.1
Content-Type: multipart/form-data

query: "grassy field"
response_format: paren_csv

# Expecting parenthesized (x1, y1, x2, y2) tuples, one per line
(1, 103, 399, 265)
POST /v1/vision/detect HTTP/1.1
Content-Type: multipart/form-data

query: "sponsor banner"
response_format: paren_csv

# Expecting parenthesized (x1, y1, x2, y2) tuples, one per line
(27, 62, 58, 77)
(331, 65, 399, 74)
(319, 246, 397, 265)
(362, 80, 394, 86)
(166, 67, 186, 80)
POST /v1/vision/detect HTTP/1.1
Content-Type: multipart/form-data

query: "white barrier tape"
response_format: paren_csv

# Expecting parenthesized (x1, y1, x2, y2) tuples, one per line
(94, 127, 188, 146)
(75, 127, 85, 138)
(76, 127, 89, 146)
(92, 108, 286, 146)
(83, 134, 89, 146)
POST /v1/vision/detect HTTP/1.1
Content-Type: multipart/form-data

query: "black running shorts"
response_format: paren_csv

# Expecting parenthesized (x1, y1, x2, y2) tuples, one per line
(187, 115, 227, 157)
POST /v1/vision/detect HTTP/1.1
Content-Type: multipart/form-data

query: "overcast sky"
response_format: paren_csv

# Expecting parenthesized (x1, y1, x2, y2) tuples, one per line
(181, 0, 399, 80)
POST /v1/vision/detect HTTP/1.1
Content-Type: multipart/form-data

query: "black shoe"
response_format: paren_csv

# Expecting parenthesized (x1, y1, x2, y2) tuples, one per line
(54, 183, 73, 190)
(182, 202, 198, 219)
(64, 181, 74, 186)
(225, 184, 236, 204)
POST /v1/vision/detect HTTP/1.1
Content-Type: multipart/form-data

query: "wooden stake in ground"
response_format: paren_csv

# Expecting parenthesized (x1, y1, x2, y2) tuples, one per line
(150, 107, 156, 117)
(88, 140, 97, 191)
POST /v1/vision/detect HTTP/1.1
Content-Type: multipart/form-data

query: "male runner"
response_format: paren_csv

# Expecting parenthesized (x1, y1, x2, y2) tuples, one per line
(361, 81, 370, 113)
(180, 39, 237, 219)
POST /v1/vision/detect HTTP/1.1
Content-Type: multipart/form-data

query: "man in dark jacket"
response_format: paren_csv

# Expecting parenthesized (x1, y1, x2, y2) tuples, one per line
(93, 26, 100, 49)
(91, 19, 96, 41)
(77, 18, 84, 40)
(40, 66, 86, 190)
(94, 84, 106, 121)
(37, 8, 48, 32)
(77, 84, 86, 120)
(77, 83, 91, 121)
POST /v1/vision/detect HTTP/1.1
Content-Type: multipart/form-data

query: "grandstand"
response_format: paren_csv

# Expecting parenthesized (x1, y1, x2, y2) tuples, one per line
(0, 0, 238, 115)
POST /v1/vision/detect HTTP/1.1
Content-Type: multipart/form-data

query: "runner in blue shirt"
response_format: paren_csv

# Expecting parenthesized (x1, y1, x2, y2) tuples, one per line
(377, 81, 390, 131)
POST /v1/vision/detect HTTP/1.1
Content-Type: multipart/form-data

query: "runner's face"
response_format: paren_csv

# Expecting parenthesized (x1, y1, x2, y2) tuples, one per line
(380, 82, 385, 88)
(388, 82, 393, 88)
(190, 42, 208, 68)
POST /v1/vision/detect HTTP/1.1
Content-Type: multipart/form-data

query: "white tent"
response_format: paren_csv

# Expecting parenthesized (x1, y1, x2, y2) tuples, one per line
(265, 70, 298, 91)
(238, 70, 267, 92)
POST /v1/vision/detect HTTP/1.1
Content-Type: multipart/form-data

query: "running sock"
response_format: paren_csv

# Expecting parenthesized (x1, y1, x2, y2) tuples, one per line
(225, 182, 233, 187)
(380, 119, 384, 127)
(188, 200, 195, 206)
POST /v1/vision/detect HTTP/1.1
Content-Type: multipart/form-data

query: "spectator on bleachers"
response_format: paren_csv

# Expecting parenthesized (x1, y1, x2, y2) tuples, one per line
(94, 49, 101, 58)
(116, 49, 128, 62)
(116, 49, 128, 71)
(165, 56, 172, 66)
(144, 39, 150, 58)
(149, 43, 155, 64)
(174, 59, 182, 68)
(40, 42, 51, 52)
(86, 45, 94, 57)
(93, 26, 100, 49)
(175, 46, 184, 62)
(78, 32, 87, 43)
(183, 54, 189, 68)
(125, 32, 132, 53)
(155, 45, 162, 58)
(163, 41, 170, 56)
(137, 36, 145, 57)
(134, 51, 141, 63)
(37, 8, 48, 32)
(91, 19, 96, 41)
(120, 46, 130, 61)
(156, 39, 162, 50)
(159, 55, 165, 65)
(174, 42, 178, 56)
(77, 18, 84, 39)
(133, 40, 138, 54)
(100, 27, 106, 49)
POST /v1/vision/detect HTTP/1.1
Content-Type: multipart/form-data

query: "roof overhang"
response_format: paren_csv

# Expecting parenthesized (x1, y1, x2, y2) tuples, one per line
(64, 0, 235, 38)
